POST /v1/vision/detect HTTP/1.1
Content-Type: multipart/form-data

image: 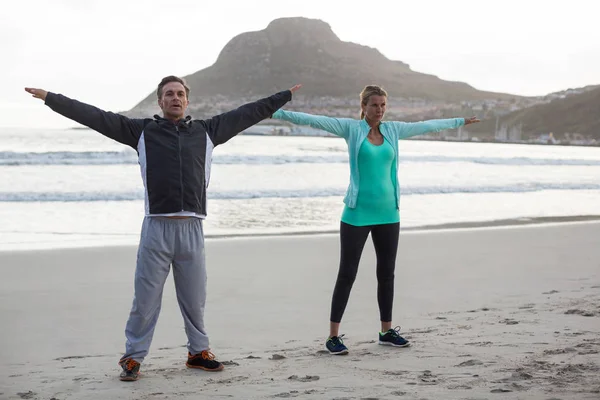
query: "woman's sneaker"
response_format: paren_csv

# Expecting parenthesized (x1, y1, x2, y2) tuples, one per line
(118, 357, 141, 381)
(186, 350, 224, 371)
(326, 334, 349, 355)
(378, 326, 410, 347)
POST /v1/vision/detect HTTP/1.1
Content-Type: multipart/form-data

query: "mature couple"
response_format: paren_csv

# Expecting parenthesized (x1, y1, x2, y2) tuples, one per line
(25, 76, 479, 381)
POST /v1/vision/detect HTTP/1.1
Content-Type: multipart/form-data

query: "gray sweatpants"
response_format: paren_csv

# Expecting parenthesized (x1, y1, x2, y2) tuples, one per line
(122, 216, 208, 363)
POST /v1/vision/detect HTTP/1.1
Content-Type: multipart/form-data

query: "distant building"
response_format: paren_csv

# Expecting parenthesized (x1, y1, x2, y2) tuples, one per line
(535, 132, 557, 144)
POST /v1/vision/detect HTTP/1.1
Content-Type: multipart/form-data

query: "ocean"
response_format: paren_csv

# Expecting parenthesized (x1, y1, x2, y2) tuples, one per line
(1, 127, 600, 251)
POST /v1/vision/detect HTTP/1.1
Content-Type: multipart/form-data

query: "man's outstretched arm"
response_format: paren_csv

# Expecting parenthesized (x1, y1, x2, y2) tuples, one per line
(25, 87, 145, 149)
(203, 84, 302, 146)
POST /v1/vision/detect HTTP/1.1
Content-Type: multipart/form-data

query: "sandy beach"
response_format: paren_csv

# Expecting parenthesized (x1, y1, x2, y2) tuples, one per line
(1, 221, 599, 400)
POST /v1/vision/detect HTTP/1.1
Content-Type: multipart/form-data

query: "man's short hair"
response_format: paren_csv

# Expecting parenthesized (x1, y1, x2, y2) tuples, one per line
(157, 76, 190, 99)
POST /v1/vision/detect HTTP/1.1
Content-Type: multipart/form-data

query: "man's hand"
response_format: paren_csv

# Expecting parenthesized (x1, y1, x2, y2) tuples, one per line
(24, 87, 48, 101)
(289, 84, 302, 94)
(464, 116, 480, 125)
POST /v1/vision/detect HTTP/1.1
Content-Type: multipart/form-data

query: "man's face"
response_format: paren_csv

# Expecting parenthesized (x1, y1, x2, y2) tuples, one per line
(158, 81, 189, 120)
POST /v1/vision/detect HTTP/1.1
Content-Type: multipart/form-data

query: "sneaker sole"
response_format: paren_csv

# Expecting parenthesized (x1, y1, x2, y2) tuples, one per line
(119, 375, 139, 381)
(186, 363, 225, 371)
(328, 349, 349, 355)
(378, 341, 411, 348)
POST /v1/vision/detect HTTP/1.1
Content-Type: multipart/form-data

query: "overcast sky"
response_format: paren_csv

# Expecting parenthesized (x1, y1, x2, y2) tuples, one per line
(2, 0, 598, 128)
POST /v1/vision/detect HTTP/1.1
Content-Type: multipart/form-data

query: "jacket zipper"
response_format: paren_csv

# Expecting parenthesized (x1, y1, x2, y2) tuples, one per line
(176, 125, 184, 211)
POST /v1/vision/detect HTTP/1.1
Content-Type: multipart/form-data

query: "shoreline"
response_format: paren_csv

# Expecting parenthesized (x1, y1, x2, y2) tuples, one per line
(203, 214, 600, 240)
(2, 214, 600, 254)
(3, 214, 600, 253)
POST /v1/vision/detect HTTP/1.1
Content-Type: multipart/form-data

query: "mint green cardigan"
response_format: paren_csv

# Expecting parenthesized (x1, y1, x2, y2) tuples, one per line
(272, 109, 465, 209)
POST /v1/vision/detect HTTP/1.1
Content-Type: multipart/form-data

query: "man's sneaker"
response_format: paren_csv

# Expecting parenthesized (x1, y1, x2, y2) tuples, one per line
(379, 326, 410, 347)
(118, 357, 141, 381)
(186, 350, 224, 371)
(326, 334, 349, 355)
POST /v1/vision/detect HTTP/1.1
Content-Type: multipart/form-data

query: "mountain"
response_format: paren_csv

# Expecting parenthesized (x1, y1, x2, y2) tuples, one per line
(469, 85, 600, 140)
(127, 17, 520, 116)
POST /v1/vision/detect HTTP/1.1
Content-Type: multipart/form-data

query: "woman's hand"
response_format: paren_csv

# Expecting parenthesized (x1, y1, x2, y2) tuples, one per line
(464, 116, 480, 125)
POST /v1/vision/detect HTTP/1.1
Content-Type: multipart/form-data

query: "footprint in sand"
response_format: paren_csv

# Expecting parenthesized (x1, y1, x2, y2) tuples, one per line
(214, 376, 249, 385)
(467, 307, 494, 313)
(456, 359, 484, 367)
(288, 375, 320, 382)
(270, 354, 286, 360)
(565, 309, 596, 317)
(510, 370, 533, 380)
(16, 392, 36, 399)
(273, 391, 296, 398)
(542, 290, 560, 294)
(543, 348, 576, 355)
(409, 328, 437, 334)
(499, 318, 519, 325)
(465, 341, 493, 347)
(576, 340, 600, 349)
(246, 355, 262, 359)
(384, 370, 409, 376)
(54, 354, 106, 361)
(418, 370, 438, 384)
(222, 360, 240, 366)
(518, 304, 536, 310)
(561, 331, 587, 337)
(447, 384, 473, 390)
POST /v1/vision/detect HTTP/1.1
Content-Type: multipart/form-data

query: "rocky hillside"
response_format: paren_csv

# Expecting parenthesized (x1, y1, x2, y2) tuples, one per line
(469, 86, 600, 140)
(127, 17, 519, 117)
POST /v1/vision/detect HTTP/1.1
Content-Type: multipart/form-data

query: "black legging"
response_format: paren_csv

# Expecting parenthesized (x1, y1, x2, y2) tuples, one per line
(330, 221, 400, 323)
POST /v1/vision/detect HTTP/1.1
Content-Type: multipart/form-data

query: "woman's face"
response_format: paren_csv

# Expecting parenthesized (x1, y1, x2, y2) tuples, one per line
(362, 95, 387, 123)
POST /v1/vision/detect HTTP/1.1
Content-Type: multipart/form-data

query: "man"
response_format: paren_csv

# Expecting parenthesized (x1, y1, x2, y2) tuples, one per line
(25, 77, 301, 381)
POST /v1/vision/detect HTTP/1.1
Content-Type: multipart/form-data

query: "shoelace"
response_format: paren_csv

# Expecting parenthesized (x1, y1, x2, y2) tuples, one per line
(329, 334, 346, 345)
(200, 350, 216, 360)
(389, 326, 402, 338)
(124, 359, 138, 371)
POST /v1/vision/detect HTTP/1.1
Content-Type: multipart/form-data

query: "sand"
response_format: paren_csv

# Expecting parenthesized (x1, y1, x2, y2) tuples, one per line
(1, 221, 599, 399)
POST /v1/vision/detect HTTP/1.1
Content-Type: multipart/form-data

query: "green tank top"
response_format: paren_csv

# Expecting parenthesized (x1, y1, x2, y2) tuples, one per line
(341, 137, 399, 226)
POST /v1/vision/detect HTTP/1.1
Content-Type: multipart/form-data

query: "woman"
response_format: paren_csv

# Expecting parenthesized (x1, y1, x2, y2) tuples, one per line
(272, 85, 480, 355)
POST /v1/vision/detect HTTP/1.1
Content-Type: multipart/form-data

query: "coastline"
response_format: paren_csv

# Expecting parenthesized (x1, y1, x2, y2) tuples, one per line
(2, 214, 600, 253)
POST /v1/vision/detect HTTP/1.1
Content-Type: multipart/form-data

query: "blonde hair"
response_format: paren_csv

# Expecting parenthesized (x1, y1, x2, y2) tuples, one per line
(360, 85, 388, 119)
